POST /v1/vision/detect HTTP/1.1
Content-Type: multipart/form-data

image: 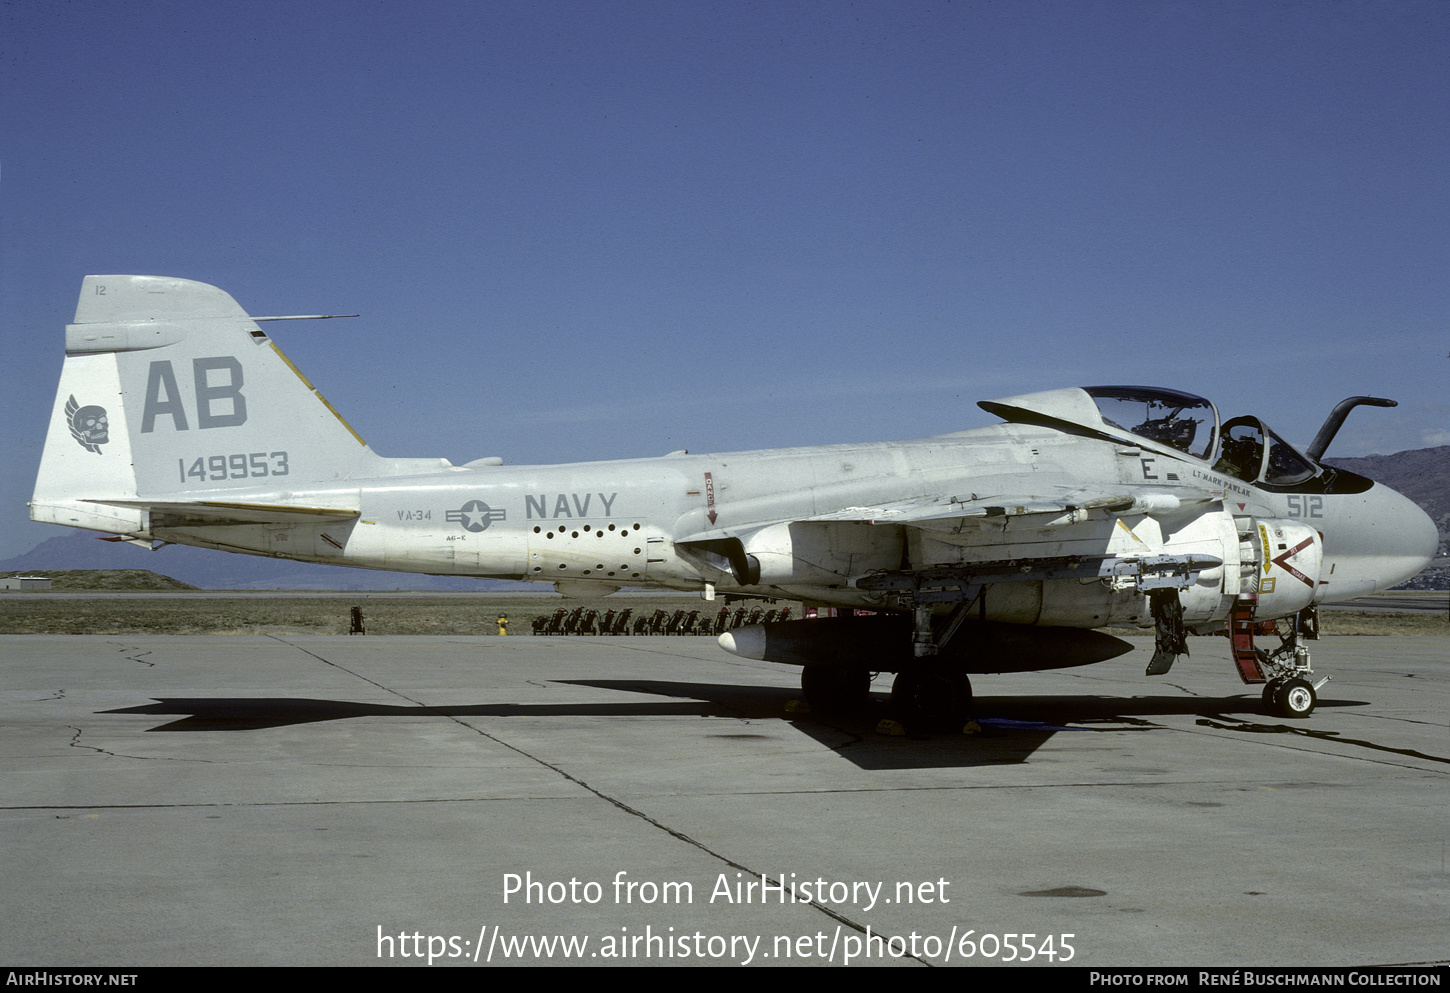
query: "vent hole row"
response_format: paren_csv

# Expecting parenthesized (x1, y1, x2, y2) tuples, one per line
(534, 523, 642, 540)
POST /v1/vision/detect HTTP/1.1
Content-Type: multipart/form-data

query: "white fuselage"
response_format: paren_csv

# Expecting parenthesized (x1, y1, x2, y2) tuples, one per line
(131, 420, 1436, 628)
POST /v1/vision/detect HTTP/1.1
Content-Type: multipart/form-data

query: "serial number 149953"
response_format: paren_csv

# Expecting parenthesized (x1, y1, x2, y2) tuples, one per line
(178, 451, 289, 483)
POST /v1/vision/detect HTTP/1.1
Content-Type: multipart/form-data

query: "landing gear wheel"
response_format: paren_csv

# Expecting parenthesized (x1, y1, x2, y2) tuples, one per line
(1261, 679, 1285, 711)
(1274, 678, 1317, 719)
(801, 667, 871, 712)
(891, 668, 972, 732)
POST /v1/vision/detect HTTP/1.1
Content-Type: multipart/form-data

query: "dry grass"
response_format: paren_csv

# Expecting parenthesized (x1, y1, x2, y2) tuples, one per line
(0, 596, 505, 635)
(0, 594, 734, 636)
(1314, 609, 1448, 636)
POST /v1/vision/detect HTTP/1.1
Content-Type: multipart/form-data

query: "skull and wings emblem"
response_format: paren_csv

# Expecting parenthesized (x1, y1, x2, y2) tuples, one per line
(66, 395, 109, 454)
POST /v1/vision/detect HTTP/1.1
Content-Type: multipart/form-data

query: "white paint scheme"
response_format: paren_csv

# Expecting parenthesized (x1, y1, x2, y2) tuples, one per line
(31, 277, 1438, 706)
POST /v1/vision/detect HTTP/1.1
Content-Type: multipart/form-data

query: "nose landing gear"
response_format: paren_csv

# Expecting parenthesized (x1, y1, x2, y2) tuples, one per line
(1233, 598, 1327, 718)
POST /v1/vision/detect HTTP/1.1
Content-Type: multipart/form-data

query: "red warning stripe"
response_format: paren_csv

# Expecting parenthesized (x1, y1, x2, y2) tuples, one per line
(1271, 536, 1316, 588)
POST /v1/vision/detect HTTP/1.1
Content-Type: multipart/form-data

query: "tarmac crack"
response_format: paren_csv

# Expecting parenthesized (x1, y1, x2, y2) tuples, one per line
(65, 724, 217, 763)
(1194, 715, 1450, 769)
(266, 634, 929, 964)
(110, 642, 155, 666)
(1350, 711, 1448, 730)
(66, 725, 109, 757)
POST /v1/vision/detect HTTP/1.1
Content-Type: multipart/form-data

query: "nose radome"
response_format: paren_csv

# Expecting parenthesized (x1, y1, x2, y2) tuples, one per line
(1378, 485, 1439, 590)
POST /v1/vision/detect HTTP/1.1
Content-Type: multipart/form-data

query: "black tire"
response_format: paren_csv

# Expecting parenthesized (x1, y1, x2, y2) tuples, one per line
(1275, 678, 1316, 718)
(892, 667, 972, 731)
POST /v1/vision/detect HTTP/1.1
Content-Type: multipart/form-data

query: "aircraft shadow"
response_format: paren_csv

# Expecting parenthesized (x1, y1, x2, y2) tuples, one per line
(99, 683, 1366, 771)
(564, 680, 1367, 770)
(102, 697, 731, 732)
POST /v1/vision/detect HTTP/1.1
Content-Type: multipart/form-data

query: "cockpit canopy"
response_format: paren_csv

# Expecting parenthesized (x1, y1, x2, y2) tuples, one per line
(1214, 416, 1319, 487)
(979, 385, 1332, 491)
(979, 385, 1220, 461)
(1082, 386, 1218, 462)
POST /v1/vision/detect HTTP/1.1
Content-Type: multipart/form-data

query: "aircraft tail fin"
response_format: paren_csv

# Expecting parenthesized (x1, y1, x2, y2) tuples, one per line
(32, 275, 383, 537)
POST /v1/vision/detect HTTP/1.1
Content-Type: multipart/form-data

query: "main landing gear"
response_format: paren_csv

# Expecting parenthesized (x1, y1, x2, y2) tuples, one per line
(795, 602, 977, 732)
(1232, 597, 1327, 719)
(891, 666, 974, 731)
(798, 663, 973, 730)
(891, 603, 976, 731)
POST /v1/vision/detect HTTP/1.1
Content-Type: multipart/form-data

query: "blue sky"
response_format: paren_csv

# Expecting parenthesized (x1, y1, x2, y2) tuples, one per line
(2, 0, 1446, 559)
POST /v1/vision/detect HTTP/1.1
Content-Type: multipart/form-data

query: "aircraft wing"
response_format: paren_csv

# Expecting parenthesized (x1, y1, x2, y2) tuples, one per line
(676, 484, 1225, 593)
(84, 499, 360, 529)
(677, 485, 1222, 546)
(793, 486, 1218, 530)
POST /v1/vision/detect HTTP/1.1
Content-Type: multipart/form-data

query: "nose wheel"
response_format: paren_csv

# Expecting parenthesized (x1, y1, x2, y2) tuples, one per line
(1263, 676, 1318, 718)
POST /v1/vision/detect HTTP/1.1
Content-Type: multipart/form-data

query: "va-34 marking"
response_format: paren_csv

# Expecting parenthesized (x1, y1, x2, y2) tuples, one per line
(32, 276, 1438, 729)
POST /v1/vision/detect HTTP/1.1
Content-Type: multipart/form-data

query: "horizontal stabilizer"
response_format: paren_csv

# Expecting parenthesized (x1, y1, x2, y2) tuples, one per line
(86, 499, 359, 529)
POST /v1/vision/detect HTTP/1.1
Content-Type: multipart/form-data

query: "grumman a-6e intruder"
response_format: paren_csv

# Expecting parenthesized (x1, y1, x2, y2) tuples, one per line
(33, 276, 1438, 728)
